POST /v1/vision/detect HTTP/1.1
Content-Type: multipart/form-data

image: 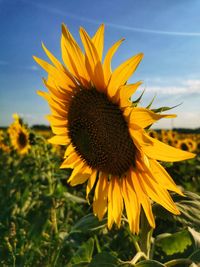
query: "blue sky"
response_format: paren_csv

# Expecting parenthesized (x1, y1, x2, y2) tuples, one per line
(0, 0, 200, 128)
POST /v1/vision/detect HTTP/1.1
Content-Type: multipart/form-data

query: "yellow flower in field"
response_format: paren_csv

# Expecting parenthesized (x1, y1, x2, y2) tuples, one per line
(0, 130, 10, 153)
(0, 143, 10, 153)
(12, 113, 20, 122)
(176, 139, 191, 152)
(185, 138, 197, 152)
(0, 130, 4, 143)
(8, 120, 30, 155)
(148, 130, 159, 139)
(34, 24, 195, 233)
(168, 130, 178, 140)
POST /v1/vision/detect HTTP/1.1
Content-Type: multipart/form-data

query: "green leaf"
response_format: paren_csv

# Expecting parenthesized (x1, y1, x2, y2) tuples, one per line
(175, 192, 200, 231)
(132, 90, 145, 106)
(188, 227, 200, 248)
(63, 192, 87, 203)
(151, 103, 182, 113)
(189, 249, 200, 263)
(153, 191, 200, 231)
(89, 252, 120, 267)
(146, 94, 157, 109)
(70, 238, 94, 266)
(135, 260, 166, 266)
(164, 258, 196, 267)
(156, 229, 192, 256)
(71, 213, 107, 233)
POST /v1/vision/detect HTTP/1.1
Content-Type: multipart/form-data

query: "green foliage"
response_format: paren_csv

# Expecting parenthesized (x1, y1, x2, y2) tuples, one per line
(72, 213, 107, 233)
(151, 103, 182, 113)
(1, 131, 200, 266)
(156, 230, 192, 256)
(135, 260, 166, 266)
(69, 238, 94, 266)
(89, 252, 120, 267)
(153, 190, 200, 232)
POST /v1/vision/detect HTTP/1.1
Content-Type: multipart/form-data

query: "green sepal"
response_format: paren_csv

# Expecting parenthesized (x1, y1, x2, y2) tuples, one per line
(151, 103, 182, 113)
(146, 94, 157, 109)
(132, 90, 145, 106)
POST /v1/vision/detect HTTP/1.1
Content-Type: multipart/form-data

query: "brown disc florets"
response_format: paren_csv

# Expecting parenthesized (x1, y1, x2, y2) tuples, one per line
(68, 88, 136, 176)
(18, 132, 28, 148)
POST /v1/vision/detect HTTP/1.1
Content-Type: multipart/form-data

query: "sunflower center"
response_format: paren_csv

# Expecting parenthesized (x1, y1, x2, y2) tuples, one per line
(18, 132, 27, 148)
(68, 89, 136, 176)
(180, 143, 189, 151)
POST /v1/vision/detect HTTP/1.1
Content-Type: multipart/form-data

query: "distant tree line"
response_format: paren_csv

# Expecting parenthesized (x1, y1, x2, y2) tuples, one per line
(0, 125, 200, 134)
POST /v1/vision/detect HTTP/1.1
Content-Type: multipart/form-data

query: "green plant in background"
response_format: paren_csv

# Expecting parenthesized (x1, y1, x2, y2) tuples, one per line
(1, 127, 200, 266)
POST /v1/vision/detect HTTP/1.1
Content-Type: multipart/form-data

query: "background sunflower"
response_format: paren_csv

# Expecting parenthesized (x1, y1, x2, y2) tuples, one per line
(8, 116, 30, 155)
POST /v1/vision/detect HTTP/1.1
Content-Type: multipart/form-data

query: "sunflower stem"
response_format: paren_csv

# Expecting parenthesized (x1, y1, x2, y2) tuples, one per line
(130, 251, 148, 265)
(132, 237, 142, 253)
(139, 209, 153, 259)
(51, 200, 58, 235)
(94, 235, 101, 253)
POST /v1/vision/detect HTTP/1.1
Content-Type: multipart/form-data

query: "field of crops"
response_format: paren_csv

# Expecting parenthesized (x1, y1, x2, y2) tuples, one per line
(0, 116, 200, 267)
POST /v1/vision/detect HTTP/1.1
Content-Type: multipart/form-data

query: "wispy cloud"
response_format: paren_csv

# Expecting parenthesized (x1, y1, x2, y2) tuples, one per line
(24, 65, 39, 71)
(0, 60, 40, 71)
(144, 79, 200, 95)
(20, 0, 200, 37)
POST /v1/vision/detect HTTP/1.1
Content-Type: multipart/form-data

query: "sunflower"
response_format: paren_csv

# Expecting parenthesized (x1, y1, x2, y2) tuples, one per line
(148, 129, 159, 139)
(176, 139, 191, 152)
(0, 143, 10, 153)
(34, 24, 195, 233)
(185, 138, 197, 152)
(168, 130, 178, 140)
(0, 130, 10, 153)
(8, 120, 30, 155)
(0, 130, 4, 143)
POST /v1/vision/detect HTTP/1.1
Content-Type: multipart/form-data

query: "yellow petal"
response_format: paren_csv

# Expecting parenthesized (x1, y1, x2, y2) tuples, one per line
(103, 39, 124, 85)
(107, 53, 144, 98)
(139, 131, 196, 162)
(92, 24, 105, 61)
(110, 177, 123, 227)
(86, 170, 97, 199)
(119, 82, 142, 108)
(70, 173, 90, 186)
(107, 180, 114, 229)
(42, 42, 65, 72)
(46, 115, 68, 127)
(79, 27, 106, 91)
(129, 107, 177, 129)
(60, 152, 80, 168)
(150, 160, 183, 196)
(93, 172, 108, 220)
(64, 143, 75, 158)
(129, 128, 153, 151)
(131, 169, 155, 228)
(68, 160, 85, 182)
(122, 173, 140, 233)
(33, 56, 76, 89)
(48, 134, 70, 145)
(61, 24, 90, 87)
(37, 90, 68, 118)
(138, 171, 180, 214)
(69, 163, 92, 186)
(43, 79, 72, 103)
(51, 126, 68, 135)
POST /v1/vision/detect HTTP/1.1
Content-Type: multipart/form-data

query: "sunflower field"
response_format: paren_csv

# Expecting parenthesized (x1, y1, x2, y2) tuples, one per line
(1, 116, 200, 267)
(1, 24, 200, 267)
